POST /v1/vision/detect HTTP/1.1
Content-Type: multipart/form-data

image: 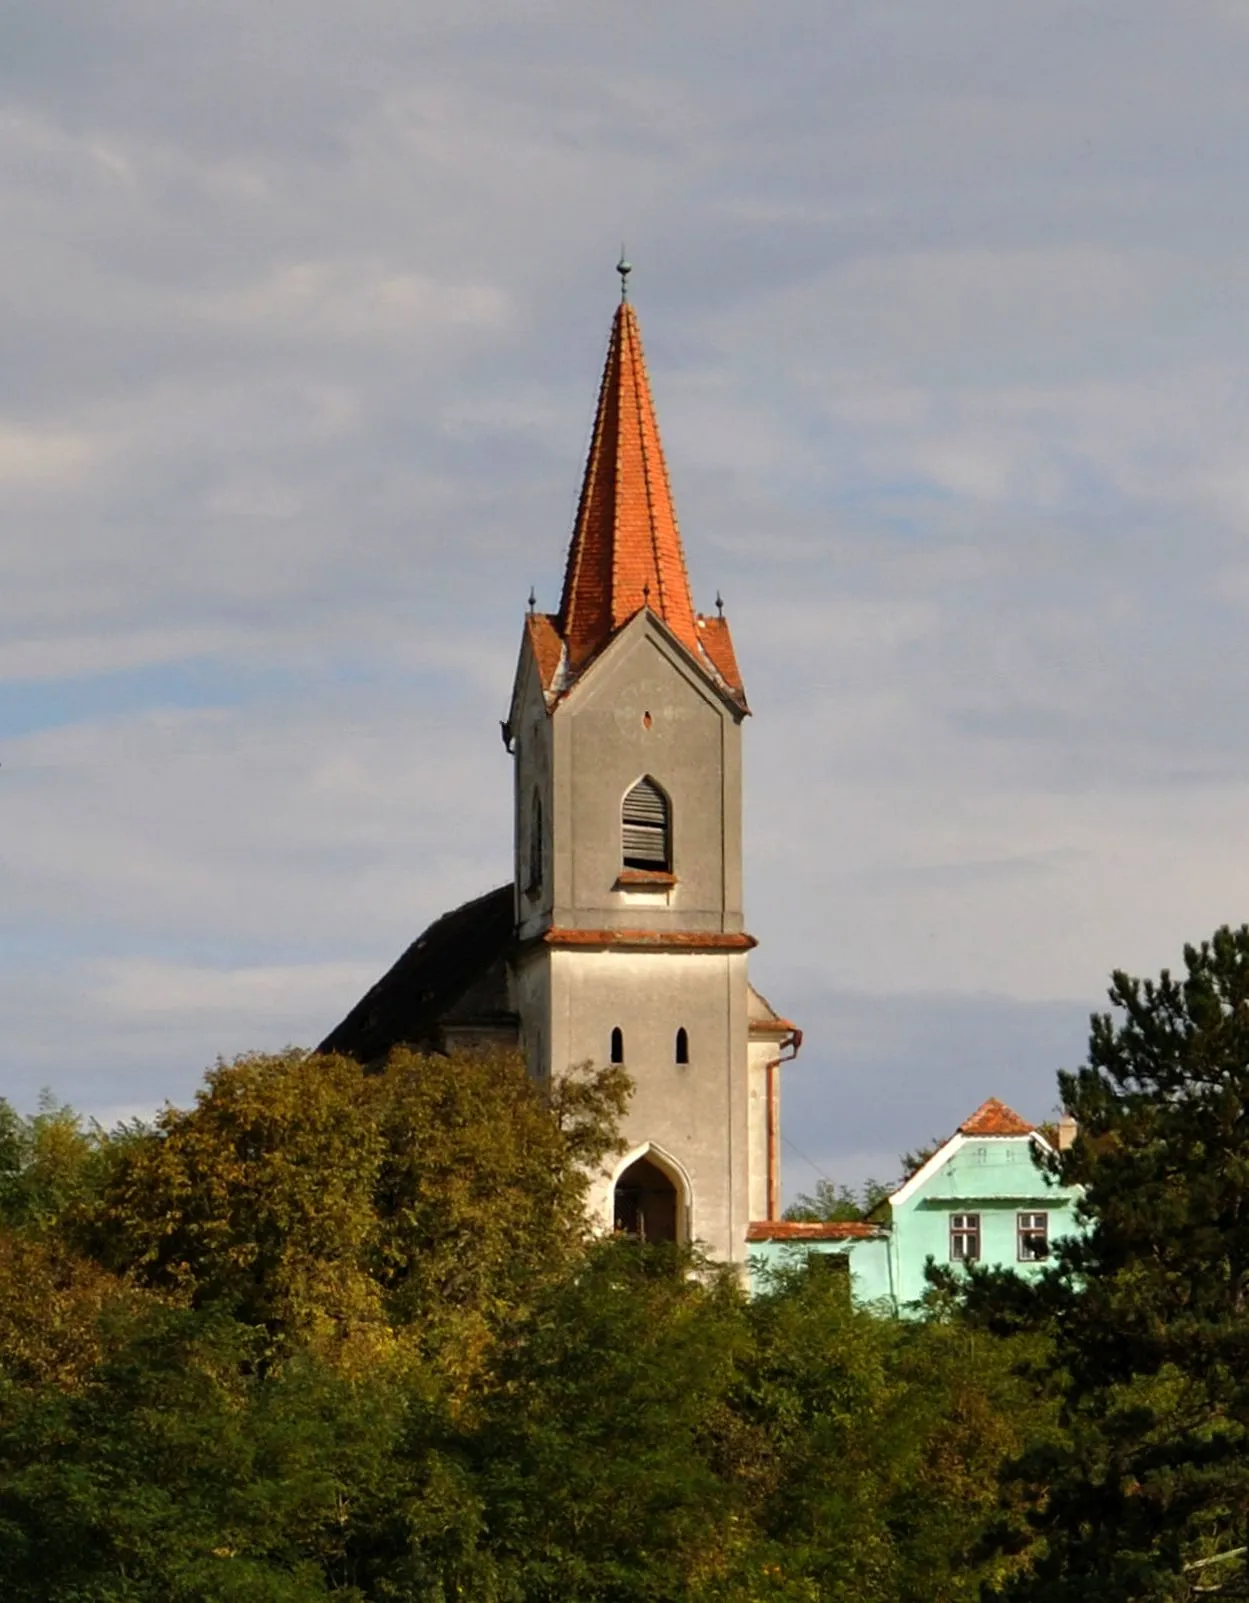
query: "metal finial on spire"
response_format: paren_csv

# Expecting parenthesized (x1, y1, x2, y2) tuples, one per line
(642, 581, 651, 607)
(617, 247, 632, 302)
(527, 586, 536, 613)
(715, 590, 724, 618)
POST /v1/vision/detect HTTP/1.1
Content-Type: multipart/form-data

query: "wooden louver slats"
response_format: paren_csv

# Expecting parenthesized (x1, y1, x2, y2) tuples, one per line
(622, 778, 669, 869)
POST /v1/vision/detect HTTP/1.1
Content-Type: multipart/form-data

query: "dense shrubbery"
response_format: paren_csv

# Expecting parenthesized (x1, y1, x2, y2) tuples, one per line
(0, 1046, 1050, 1601)
(6, 927, 1249, 1599)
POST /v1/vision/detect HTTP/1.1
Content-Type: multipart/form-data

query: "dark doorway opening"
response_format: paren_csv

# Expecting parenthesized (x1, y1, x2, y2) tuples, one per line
(613, 1155, 679, 1244)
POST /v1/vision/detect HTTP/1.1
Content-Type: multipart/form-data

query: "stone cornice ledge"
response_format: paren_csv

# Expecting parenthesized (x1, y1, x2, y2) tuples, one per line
(540, 927, 757, 952)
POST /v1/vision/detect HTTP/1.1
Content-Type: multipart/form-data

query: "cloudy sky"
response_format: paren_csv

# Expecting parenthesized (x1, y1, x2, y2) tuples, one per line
(5, 0, 1249, 1197)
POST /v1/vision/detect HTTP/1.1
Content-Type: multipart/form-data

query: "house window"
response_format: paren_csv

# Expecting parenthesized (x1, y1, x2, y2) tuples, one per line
(950, 1213, 980, 1262)
(622, 776, 670, 871)
(674, 1027, 689, 1065)
(1017, 1212, 1049, 1262)
(610, 1027, 624, 1065)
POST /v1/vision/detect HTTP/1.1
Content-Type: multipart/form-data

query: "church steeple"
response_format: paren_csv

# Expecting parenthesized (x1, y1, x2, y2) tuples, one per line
(557, 292, 700, 672)
(323, 266, 793, 1269)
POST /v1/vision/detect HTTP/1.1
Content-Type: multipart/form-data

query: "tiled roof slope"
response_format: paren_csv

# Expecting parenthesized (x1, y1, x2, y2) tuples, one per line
(523, 611, 563, 689)
(746, 1220, 884, 1242)
(318, 884, 516, 1063)
(697, 615, 742, 690)
(559, 300, 699, 668)
(959, 1097, 1035, 1137)
(545, 297, 745, 709)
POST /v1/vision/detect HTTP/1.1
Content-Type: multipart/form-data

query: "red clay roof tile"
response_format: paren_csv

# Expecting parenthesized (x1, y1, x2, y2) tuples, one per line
(959, 1097, 1035, 1137)
(696, 615, 743, 695)
(551, 299, 744, 705)
(746, 1220, 884, 1241)
(748, 1015, 799, 1035)
(559, 302, 698, 668)
(525, 611, 564, 694)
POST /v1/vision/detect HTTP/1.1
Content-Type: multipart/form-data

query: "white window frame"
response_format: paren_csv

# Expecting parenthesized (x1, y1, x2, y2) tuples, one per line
(949, 1212, 980, 1263)
(1017, 1211, 1049, 1263)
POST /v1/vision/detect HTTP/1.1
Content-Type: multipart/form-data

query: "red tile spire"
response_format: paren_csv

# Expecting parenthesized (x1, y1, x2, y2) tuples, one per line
(557, 295, 700, 671)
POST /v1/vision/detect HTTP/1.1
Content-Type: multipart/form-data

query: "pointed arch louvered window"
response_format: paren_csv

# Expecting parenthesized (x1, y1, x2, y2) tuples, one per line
(622, 777, 670, 871)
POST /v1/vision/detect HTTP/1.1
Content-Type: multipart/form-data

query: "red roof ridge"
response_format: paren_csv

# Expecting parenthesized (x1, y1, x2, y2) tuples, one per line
(958, 1097, 1035, 1137)
(746, 1220, 884, 1241)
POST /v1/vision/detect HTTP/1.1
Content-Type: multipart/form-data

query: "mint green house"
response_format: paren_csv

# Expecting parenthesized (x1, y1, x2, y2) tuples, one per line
(749, 1098, 1086, 1313)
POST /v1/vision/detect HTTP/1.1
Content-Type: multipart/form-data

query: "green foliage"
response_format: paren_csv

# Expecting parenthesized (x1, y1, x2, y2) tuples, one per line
(0, 1092, 120, 1230)
(0, 1298, 476, 1602)
(478, 1239, 748, 1601)
(783, 1176, 890, 1223)
(727, 1263, 1054, 1603)
(956, 924, 1249, 1601)
(77, 1046, 628, 1383)
(0, 1041, 1088, 1601)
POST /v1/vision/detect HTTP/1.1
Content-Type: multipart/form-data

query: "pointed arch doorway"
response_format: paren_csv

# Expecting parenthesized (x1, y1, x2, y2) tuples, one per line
(613, 1151, 683, 1244)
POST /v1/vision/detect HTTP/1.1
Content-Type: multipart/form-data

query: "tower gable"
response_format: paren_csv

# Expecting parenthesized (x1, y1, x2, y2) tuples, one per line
(547, 610, 743, 933)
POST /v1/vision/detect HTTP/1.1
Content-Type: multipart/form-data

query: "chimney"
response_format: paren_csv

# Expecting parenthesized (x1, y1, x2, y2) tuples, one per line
(1057, 1112, 1078, 1151)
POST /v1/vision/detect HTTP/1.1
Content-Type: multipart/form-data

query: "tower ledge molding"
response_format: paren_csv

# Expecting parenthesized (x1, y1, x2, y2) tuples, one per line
(533, 927, 757, 953)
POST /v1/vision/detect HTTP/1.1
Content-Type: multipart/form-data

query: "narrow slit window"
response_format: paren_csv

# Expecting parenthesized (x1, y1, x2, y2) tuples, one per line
(622, 777, 670, 871)
(527, 792, 543, 893)
(675, 1027, 689, 1065)
(610, 1027, 624, 1064)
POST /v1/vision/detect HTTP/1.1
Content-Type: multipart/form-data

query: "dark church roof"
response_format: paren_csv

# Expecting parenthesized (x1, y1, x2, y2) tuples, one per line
(318, 884, 516, 1063)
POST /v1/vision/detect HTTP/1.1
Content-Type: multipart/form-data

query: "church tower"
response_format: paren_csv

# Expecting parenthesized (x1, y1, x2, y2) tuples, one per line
(503, 264, 795, 1262)
(320, 266, 797, 1267)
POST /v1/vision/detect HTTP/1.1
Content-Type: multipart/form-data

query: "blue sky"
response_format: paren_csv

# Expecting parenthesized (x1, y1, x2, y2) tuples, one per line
(6, 1, 1249, 1197)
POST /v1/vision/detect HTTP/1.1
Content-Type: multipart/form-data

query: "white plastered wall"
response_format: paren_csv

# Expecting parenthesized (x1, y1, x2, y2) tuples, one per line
(550, 946, 751, 1264)
(747, 1036, 778, 1222)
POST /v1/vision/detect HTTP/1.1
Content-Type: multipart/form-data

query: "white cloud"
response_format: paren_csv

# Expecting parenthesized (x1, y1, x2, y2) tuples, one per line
(92, 958, 379, 1020)
(0, 425, 105, 486)
(207, 260, 511, 345)
(0, 625, 245, 682)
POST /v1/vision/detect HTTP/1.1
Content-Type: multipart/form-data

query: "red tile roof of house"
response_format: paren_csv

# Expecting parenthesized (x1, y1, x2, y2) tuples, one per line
(748, 1015, 799, 1036)
(959, 1097, 1035, 1137)
(746, 1220, 885, 1242)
